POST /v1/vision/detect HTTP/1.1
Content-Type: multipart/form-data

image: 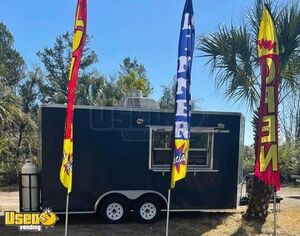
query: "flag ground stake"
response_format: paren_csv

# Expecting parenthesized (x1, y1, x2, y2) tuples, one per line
(273, 189, 277, 236)
(165, 189, 171, 236)
(64, 193, 70, 236)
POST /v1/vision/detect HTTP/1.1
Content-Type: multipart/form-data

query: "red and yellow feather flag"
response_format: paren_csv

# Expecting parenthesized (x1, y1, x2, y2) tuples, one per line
(60, 0, 87, 193)
(254, 6, 280, 191)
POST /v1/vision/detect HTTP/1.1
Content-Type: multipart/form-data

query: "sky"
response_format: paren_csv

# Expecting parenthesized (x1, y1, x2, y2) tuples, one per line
(0, 0, 265, 145)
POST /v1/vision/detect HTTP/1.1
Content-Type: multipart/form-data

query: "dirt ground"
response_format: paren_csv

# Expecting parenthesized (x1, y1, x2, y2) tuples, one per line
(0, 185, 300, 236)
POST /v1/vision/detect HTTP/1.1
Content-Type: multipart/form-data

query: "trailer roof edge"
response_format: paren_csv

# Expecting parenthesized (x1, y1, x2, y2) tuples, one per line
(40, 104, 244, 117)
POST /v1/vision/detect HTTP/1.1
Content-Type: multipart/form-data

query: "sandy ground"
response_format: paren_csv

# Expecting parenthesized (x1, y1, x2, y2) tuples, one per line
(0, 185, 19, 213)
(0, 185, 300, 236)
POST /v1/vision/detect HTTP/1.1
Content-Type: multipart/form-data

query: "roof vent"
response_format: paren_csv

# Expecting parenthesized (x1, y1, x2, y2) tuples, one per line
(119, 90, 160, 109)
(125, 90, 143, 98)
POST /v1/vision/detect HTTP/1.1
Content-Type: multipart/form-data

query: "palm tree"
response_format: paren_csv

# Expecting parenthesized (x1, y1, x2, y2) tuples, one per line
(197, 0, 300, 221)
(0, 79, 21, 136)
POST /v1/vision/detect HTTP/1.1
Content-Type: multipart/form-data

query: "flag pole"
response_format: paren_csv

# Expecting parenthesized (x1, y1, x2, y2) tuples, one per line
(64, 193, 70, 236)
(273, 188, 277, 236)
(165, 188, 171, 236)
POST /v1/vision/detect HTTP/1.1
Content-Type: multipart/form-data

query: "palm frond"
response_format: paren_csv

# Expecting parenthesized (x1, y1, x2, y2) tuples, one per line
(278, 1, 300, 67)
(197, 25, 260, 110)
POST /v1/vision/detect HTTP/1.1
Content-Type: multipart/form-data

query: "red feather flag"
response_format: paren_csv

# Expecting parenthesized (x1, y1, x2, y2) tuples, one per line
(254, 6, 280, 191)
(60, 0, 87, 193)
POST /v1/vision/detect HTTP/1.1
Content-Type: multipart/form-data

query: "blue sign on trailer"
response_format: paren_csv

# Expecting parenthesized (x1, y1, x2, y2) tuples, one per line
(39, 104, 244, 223)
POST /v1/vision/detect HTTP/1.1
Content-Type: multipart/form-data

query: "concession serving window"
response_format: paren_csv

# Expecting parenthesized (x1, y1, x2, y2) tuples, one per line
(148, 126, 217, 171)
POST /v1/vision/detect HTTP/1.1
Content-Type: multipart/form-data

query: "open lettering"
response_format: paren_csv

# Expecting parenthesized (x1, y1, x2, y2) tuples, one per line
(259, 55, 278, 172)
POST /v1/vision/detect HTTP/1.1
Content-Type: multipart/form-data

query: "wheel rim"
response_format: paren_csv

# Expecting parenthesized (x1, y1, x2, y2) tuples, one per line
(106, 202, 124, 221)
(140, 202, 157, 220)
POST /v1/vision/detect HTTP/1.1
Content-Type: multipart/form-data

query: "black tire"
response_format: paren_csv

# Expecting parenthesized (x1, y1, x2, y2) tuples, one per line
(134, 196, 161, 223)
(99, 196, 129, 224)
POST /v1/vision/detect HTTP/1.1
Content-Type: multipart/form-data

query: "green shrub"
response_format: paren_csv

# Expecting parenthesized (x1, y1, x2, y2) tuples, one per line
(0, 137, 21, 185)
(279, 141, 300, 181)
(243, 145, 255, 174)
(243, 142, 300, 182)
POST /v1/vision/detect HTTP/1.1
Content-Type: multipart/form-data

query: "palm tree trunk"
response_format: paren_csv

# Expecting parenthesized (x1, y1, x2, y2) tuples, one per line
(244, 109, 273, 222)
(244, 176, 273, 221)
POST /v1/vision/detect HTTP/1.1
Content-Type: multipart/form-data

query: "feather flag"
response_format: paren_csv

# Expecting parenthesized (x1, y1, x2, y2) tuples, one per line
(170, 0, 195, 189)
(60, 0, 87, 193)
(254, 6, 280, 191)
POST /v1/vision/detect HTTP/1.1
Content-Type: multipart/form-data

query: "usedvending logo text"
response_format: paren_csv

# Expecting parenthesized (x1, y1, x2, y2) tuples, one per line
(5, 208, 58, 232)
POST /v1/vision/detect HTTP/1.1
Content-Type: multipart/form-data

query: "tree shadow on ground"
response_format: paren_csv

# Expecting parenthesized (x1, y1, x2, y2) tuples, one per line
(287, 196, 300, 201)
(0, 212, 231, 236)
(230, 218, 265, 236)
(0, 184, 18, 192)
(165, 212, 234, 236)
(0, 212, 250, 236)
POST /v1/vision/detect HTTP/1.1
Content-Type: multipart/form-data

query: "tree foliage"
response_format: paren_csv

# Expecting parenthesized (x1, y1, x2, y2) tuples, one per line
(19, 67, 44, 114)
(36, 33, 152, 106)
(198, 1, 300, 110)
(279, 141, 300, 180)
(0, 22, 25, 89)
(197, 0, 300, 221)
(0, 80, 21, 135)
(280, 91, 300, 142)
(159, 85, 175, 110)
(37, 32, 98, 104)
(0, 79, 38, 184)
(158, 79, 200, 110)
(0, 24, 41, 184)
(117, 57, 152, 97)
(243, 145, 255, 174)
(0, 22, 157, 184)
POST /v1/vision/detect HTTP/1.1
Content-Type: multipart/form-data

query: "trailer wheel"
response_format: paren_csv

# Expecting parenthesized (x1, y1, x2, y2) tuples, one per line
(134, 197, 161, 223)
(99, 197, 129, 224)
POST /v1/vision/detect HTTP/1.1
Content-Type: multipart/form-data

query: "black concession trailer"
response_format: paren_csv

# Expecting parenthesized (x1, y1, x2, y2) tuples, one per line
(39, 104, 245, 223)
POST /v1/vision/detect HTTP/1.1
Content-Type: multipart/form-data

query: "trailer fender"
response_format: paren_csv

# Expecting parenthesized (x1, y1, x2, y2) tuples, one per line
(94, 190, 167, 213)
